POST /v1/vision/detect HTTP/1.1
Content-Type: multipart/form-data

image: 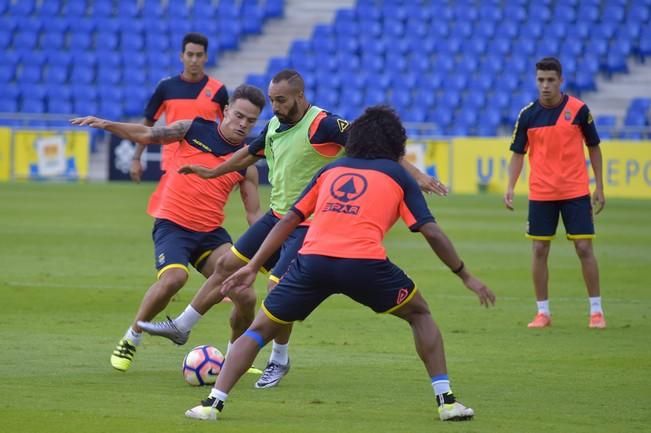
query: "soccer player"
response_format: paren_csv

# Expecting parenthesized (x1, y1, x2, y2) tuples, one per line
(70, 84, 266, 371)
(138, 69, 449, 388)
(183, 105, 495, 422)
(504, 57, 606, 329)
(130, 32, 228, 181)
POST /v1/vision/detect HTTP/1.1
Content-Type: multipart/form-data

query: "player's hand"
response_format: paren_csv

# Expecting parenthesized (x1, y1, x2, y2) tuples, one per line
(221, 265, 258, 297)
(178, 164, 217, 178)
(461, 274, 496, 308)
(503, 189, 514, 210)
(69, 116, 107, 129)
(130, 159, 143, 183)
(592, 189, 605, 215)
(417, 174, 449, 196)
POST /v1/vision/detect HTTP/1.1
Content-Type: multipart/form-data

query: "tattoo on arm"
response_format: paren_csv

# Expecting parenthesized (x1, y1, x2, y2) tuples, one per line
(151, 120, 191, 144)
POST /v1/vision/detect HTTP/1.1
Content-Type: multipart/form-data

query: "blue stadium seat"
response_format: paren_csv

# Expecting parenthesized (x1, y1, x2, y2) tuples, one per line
(0, 99, 18, 113)
(46, 86, 72, 103)
(13, 31, 39, 50)
(43, 18, 69, 33)
(65, 0, 87, 16)
(46, 65, 69, 84)
(122, 68, 146, 86)
(242, 10, 264, 35)
(266, 57, 290, 76)
(40, 31, 66, 51)
(595, 115, 616, 139)
(48, 99, 73, 114)
(121, 32, 144, 51)
(0, 64, 14, 82)
(95, 32, 119, 50)
(21, 97, 46, 113)
(9, 0, 36, 15)
(71, 85, 98, 103)
(363, 88, 386, 106)
(117, 0, 140, 17)
(93, 1, 114, 16)
(20, 65, 42, 83)
(264, 0, 284, 19)
(0, 29, 11, 49)
(142, 0, 164, 17)
(70, 65, 95, 85)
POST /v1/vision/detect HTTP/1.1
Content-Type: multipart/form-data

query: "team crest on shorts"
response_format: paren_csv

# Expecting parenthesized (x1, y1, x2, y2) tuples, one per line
(158, 253, 166, 266)
(396, 288, 409, 305)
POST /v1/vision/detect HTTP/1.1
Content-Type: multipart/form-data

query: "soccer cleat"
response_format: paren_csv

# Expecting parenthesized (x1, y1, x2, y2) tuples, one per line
(110, 339, 136, 372)
(438, 402, 475, 421)
(527, 312, 551, 328)
(254, 359, 290, 388)
(589, 312, 606, 329)
(246, 365, 263, 375)
(185, 397, 223, 421)
(137, 316, 190, 345)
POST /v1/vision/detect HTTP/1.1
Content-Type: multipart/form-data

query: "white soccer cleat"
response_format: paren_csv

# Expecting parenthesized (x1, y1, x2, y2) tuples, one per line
(438, 401, 474, 421)
(185, 404, 219, 421)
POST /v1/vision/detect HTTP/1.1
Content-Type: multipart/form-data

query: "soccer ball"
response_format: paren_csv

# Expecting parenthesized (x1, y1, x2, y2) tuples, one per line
(182, 345, 225, 386)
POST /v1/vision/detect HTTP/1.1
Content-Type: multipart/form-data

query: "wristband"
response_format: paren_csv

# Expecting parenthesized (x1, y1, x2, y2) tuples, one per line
(452, 261, 464, 274)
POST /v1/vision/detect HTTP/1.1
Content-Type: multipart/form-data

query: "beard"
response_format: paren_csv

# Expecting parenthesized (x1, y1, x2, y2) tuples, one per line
(275, 101, 299, 124)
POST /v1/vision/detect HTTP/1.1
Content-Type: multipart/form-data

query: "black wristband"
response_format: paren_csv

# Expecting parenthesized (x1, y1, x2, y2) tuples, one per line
(452, 261, 464, 274)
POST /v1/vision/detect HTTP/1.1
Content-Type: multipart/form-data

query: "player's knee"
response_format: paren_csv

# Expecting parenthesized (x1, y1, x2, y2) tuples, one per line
(215, 251, 245, 276)
(231, 287, 258, 311)
(574, 240, 594, 259)
(532, 241, 550, 259)
(158, 269, 188, 294)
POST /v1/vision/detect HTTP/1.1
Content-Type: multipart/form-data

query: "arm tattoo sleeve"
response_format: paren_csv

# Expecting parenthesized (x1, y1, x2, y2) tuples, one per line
(151, 120, 191, 144)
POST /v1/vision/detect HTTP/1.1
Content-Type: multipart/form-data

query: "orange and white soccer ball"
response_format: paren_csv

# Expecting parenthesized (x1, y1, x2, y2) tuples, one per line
(182, 345, 225, 386)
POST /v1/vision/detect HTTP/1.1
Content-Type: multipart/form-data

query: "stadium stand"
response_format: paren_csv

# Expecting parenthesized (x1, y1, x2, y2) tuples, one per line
(242, 0, 650, 138)
(0, 0, 284, 126)
(1, 0, 650, 138)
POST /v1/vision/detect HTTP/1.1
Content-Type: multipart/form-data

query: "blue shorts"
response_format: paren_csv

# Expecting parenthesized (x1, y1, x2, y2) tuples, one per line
(232, 211, 308, 281)
(152, 219, 232, 277)
(527, 195, 595, 240)
(262, 254, 417, 324)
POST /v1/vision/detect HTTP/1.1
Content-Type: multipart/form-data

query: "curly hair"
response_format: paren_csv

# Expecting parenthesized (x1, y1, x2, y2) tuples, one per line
(345, 105, 406, 161)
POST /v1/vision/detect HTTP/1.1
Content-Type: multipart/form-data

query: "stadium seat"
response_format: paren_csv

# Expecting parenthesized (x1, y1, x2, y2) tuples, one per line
(117, 0, 140, 17)
(20, 65, 42, 83)
(48, 99, 73, 115)
(264, 0, 284, 19)
(13, 31, 39, 50)
(0, 64, 14, 82)
(0, 99, 18, 113)
(0, 30, 11, 49)
(65, 0, 87, 16)
(70, 65, 95, 85)
(46, 65, 69, 84)
(9, 0, 36, 16)
(21, 98, 46, 114)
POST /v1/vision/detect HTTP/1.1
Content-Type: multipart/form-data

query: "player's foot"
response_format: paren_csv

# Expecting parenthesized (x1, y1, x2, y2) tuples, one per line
(254, 359, 290, 388)
(185, 397, 223, 421)
(527, 312, 551, 328)
(137, 316, 190, 345)
(437, 392, 474, 421)
(110, 339, 136, 372)
(246, 365, 263, 375)
(589, 312, 606, 329)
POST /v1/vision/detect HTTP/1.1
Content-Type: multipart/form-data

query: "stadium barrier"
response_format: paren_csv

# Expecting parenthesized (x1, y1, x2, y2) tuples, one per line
(410, 138, 651, 199)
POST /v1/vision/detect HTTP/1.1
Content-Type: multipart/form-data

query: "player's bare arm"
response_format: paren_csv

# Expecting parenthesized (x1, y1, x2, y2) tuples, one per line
(588, 146, 605, 214)
(178, 145, 261, 179)
(504, 153, 525, 210)
(240, 166, 263, 226)
(150, 120, 192, 144)
(420, 222, 496, 307)
(400, 158, 449, 196)
(70, 117, 191, 145)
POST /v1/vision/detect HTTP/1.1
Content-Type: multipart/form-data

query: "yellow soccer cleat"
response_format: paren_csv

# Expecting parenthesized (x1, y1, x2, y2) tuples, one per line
(110, 339, 136, 372)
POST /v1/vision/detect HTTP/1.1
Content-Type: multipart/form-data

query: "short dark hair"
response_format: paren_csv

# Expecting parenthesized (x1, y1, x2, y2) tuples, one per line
(230, 84, 266, 111)
(182, 32, 208, 52)
(271, 69, 305, 92)
(345, 105, 406, 161)
(536, 57, 562, 77)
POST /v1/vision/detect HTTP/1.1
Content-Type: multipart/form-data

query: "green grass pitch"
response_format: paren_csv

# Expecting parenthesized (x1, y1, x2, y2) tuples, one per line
(0, 182, 649, 433)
